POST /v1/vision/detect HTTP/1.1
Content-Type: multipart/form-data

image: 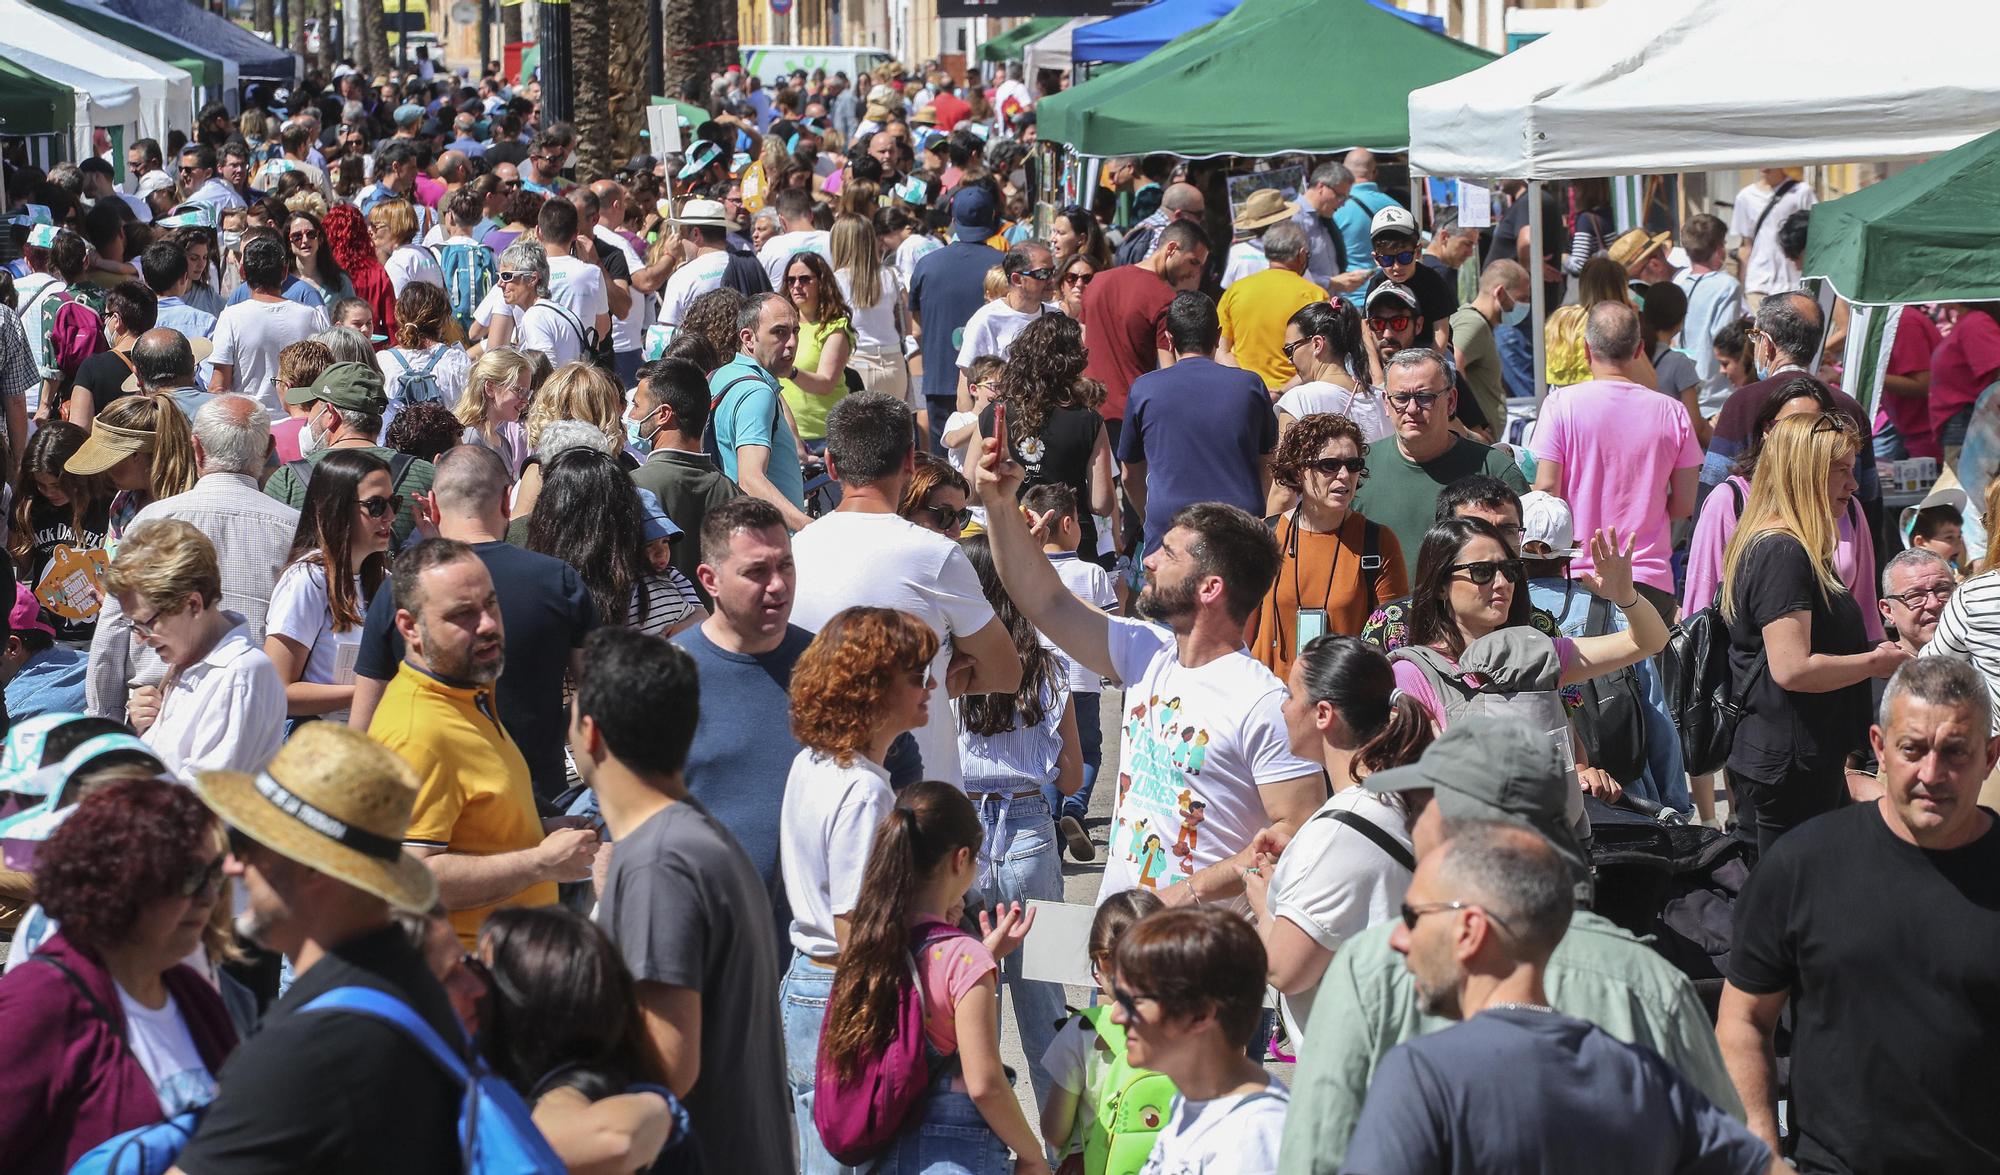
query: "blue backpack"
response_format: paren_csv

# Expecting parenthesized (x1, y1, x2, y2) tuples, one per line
(387, 346, 448, 411)
(439, 241, 498, 331)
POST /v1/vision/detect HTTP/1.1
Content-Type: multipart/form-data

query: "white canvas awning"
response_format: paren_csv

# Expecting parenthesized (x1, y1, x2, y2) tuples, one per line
(1409, 0, 2000, 180)
(1023, 18, 1104, 80)
(0, 0, 195, 160)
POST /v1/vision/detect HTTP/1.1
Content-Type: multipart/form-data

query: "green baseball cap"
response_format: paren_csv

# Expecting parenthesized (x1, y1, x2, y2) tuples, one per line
(286, 361, 387, 415)
(1365, 714, 1589, 888)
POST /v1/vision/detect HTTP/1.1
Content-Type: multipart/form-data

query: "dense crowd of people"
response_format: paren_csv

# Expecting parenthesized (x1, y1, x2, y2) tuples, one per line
(0, 46, 1993, 1175)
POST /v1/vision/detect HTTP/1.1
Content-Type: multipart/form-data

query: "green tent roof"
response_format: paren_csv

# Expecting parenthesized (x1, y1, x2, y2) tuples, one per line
(1038, 0, 1493, 158)
(980, 16, 1069, 63)
(0, 53, 74, 139)
(27, 0, 220, 90)
(1805, 128, 2000, 306)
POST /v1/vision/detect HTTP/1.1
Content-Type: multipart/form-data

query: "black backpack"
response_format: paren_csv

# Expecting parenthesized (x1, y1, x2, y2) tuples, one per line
(1658, 482, 1765, 776)
(1573, 594, 1649, 784)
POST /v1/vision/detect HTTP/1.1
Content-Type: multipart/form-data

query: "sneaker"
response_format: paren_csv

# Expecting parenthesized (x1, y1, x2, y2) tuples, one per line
(1059, 814, 1094, 862)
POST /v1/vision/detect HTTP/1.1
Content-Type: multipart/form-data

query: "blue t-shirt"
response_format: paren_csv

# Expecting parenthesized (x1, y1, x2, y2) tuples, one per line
(355, 539, 596, 801)
(1333, 182, 1400, 284)
(672, 622, 812, 943)
(223, 273, 327, 310)
(909, 240, 1004, 402)
(709, 354, 805, 510)
(1117, 355, 1277, 553)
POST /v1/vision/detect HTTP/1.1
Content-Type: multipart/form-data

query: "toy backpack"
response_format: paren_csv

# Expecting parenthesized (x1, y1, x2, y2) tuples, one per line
(812, 921, 971, 1165)
(438, 241, 498, 331)
(1079, 1004, 1177, 1175)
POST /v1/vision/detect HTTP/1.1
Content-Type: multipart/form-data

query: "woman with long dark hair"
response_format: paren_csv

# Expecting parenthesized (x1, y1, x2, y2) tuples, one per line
(265, 448, 392, 722)
(286, 210, 352, 301)
(1273, 300, 1383, 444)
(1053, 252, 1096, 320)
(1049, 204, 1111, 272)
(1247, 635, 1430, 1040)
(476, 907, 680, 1175)
(526, 447, 703, 638)
(822, 781, 1045, 1174)
(977, 314, 1118, 556)
(9, 422, 113, 647)
(953, 533, 1080, 1111)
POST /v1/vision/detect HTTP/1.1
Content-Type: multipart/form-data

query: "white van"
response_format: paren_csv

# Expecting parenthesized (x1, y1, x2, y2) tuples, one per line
(740, 45, 893, 85)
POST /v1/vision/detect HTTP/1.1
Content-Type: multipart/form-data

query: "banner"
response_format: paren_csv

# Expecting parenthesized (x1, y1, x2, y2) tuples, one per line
(938, 0, 1148, 18)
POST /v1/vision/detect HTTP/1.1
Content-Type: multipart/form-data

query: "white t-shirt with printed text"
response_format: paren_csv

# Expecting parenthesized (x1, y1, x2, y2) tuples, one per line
(546, 253, 610, 327)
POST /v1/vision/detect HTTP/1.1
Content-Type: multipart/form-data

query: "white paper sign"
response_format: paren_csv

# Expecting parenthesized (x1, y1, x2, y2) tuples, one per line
(1456, 180, 1492, 228)
(645, 106, 682, 157)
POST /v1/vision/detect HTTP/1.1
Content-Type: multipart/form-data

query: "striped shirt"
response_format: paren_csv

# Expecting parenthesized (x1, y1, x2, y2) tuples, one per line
(627, 569, 703, 638)
(955, 679, 1071, 789)
(1919, 569, 2000, 733)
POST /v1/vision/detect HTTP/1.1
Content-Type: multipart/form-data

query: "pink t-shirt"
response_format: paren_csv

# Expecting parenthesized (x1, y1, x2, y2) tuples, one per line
(1881, 307, 1944, 459)
(1392, 637, 1578, 727)
(914, 919, 996, 1055)
(1534, 379, 1703, 592)
(1929, 309, 2000, 432)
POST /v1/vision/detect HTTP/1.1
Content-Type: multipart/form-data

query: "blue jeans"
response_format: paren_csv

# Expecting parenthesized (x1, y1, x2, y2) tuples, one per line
(1041, 692, 1101, 822)
(869, 1072, 1011, 1174)
(781, 950, 855, 1174)
(614, 349, 644, 387)
(969, 788, 1065, 1113)
(1496, 319, 1536, 403)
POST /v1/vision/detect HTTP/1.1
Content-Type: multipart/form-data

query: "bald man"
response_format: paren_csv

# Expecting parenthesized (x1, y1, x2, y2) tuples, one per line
(1114, 180, 1209, 267)
(1335, 147, 1402, 283)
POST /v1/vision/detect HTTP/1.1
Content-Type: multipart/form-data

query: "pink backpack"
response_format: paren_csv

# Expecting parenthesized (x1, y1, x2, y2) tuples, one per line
(812, 921, 971, 1164)
(45, 291, 106, 380)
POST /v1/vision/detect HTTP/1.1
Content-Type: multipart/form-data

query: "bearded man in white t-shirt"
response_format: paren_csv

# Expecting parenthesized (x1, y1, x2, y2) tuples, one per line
(972, 412, 1323, 908)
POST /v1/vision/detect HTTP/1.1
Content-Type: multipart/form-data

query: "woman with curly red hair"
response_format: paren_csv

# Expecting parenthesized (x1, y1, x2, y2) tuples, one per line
(0, 776, 239, 1174)
(323, 202, 396, 343)
(778, 605, 939, 1172)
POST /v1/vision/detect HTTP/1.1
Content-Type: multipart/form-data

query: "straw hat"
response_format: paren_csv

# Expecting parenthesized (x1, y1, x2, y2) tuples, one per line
(1608, 228, 1674, 274)
(1234, 188, 1298, 234)
(196, 723, 438, 912)
(66, 417, 155, 476)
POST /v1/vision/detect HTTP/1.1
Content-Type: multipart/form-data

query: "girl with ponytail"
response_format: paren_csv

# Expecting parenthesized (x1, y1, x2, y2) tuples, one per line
(822, 781, 1046, 1174)
(1244, 635, 1431, 1042)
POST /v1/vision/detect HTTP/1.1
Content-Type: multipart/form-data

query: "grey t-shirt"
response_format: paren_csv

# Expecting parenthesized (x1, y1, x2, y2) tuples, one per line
(1339, 1008, 1769, 1175)
(597, 801, 795, 1173)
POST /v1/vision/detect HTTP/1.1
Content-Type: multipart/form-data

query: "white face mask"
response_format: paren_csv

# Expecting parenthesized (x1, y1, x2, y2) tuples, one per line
(299, 405, 329, 456)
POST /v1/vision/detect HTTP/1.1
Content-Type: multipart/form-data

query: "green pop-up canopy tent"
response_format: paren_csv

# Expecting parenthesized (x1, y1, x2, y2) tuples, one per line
(1805, 127, 2000, 306)
(1038, 0, 1493, 158)
(0, 54, 76, 140)
(27, 0, 224, 92)
(981, 16, 1071, 63)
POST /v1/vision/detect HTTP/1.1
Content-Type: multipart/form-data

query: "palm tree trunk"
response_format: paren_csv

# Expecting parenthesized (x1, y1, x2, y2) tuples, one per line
(662, 0, 709, 106)
(357, 0, 393, 83)
(254, 0, 275, 46)
(570, 0, 611, 181)
(315, 0, 334, 70)
(605, 0, 647, 169)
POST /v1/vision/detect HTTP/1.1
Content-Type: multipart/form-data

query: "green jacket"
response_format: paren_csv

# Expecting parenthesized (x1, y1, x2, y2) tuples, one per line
(1276, 909, 1741, 1174)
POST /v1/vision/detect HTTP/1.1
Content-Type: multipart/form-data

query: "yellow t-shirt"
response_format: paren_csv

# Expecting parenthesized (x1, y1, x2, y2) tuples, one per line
(780, 316, 856, 441)
(1217, 267, 1329, 390)
(371, 662, 555, 945)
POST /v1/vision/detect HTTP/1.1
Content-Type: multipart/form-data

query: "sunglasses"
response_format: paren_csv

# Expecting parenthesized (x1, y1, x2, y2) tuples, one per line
(1062, 271, 1093, 287)
(359, 494, 405, 519)
(497, 270, 528, 285)
(1887, 584, 1954, 608)
(1373, 249, 1419, 267)
(920, 504, 973, 531)
(497, 179, 521, 190)
(288, 230, 319, 242)
(1448, 558, 1528, 586)
(179, 852, 228, 899)
(1017, 267, 1055, 281)
(1305, 456, 1367, 477)
(1368, 314, 1414, 334)
(1401, 900, 1513, 934)
(1385, 390, 1444, 411)
(1280, 337, 1316, 362)
(1110, 984, 1159, 1024)
(785, 273, 818, 286)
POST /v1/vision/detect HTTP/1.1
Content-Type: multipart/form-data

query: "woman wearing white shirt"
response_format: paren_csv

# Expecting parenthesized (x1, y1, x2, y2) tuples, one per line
(1243, 635, 1426, 1042)
(265, 449, 394, 726)
(382, 282, 471, 437)
(368, 199, 445, 296)
(102, 519, 285, 783)
(779, 606, 939, 1175)
(1274, 300, 1390, 446)
(830, 213, 909, 403)
(498, 238, 589, 368)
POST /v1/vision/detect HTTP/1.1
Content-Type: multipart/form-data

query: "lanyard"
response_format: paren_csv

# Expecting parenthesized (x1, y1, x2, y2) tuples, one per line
(1277, 512, 1343, 662)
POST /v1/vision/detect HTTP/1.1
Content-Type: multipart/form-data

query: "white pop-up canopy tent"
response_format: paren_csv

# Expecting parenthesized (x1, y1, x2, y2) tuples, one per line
(1409, 0, 2000, 180)
(0, 0, 195, 160)
(1022, 18, 1105, 82)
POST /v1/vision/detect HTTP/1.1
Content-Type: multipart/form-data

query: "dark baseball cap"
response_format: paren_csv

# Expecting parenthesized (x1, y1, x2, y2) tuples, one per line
(950, 186, 998, 240)
(285, 361, 387, 415)
(1365, 715, 1589, 884)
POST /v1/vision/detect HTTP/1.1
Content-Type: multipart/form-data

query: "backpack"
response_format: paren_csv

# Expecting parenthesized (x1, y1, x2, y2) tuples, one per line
(35, 955, 202, 1175)
(525, 299, 604, 368)
(387, 346, 449, 413)
(1077, 1004, 1177, 1175)
(298, 985, 566, 1175)
(1657, 481, 1766, 776)
(39, 286, 106, 381)
(438, 242, 498, 331)
(812, 921, 970, 1165)
(701, 370, 782, 469)
(1572, 594, 1650, 785)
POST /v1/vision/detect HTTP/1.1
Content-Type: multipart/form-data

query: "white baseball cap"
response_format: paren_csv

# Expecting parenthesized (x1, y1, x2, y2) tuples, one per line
(1369, 205, 1419, 240)
(1520, 491, 1581, 560)
(135, 171, 176, 198)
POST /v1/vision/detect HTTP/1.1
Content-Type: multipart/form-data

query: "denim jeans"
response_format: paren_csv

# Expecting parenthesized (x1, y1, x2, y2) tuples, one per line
(968, 788, 1066, 1113)
(781, 950, 855, 1174)
(1496, 319, 1536, 403)
(1039, 692, 1102, 824)
(868, 1071, 1011, 1174)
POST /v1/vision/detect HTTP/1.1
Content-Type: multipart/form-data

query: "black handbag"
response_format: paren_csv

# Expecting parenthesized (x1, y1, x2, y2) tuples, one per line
(1574, 595, 1650, 784)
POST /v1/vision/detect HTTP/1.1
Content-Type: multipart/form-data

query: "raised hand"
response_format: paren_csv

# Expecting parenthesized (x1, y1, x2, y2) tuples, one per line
(1577, 527, 1637, 605)
(978, 899, 1037, 960)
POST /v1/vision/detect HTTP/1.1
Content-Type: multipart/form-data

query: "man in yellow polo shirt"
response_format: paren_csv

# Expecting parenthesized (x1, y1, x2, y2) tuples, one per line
(369, 537, 597, 945)
(1219, 220, 1329, 391)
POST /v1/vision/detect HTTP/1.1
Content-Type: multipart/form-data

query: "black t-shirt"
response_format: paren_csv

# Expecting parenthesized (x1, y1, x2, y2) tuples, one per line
(355, 540, 596, 802)
(1728, 803, 2000, 1172)
(722, 244, 773, 297)
(1366, 261, 1459, 331)
(980, 401, 1103, 553)
(174, 926, 462, 1175)
(1724, 533, 1870, 775)
(1485, 190, 1567, 307)
(485, 139, 531, 168)
(64, 348, 135, 414)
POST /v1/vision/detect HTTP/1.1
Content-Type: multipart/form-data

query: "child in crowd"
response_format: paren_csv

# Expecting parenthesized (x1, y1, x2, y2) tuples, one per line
(1910, 503, 1967, 572)
(1022, 482, 1118, 862)
(943, 355, 1004, 477)
(7, 423, 112, 649)
(1110, 907, 1290, 1173)
(983, 264, 1007, 303)
(272, 339, 335, 462)
(1642, 282, 1703, 443)
(1040, 890, 1170, 1175)
(821, 780, 1043, 1174)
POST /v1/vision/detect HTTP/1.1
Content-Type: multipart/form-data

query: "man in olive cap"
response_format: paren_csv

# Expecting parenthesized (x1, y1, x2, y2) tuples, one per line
(1273, 716, 1743, 1174)
(261, 361, 435, 548)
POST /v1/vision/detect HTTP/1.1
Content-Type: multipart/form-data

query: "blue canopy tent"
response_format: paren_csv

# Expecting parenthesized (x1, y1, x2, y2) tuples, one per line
(93, 0, 297, 84)
(1072, 0, 1438, 63)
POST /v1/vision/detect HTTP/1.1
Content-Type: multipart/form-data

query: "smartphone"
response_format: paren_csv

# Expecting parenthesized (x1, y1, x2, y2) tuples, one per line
(1296, 608, 1328, 648)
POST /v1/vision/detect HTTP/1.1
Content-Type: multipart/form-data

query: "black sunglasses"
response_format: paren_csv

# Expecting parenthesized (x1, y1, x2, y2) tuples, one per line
(1016, 267, 1055, 281)
(179, 852, 227, 899)
(1110, 983, 1159, 1023)
(920, 504, 973, 531)
(1062, 271, 1094, 287)
(359, 494, 405, 519)
(1385, 390, 1443, 410)
(1401, 900, 1513, 934)
(1448, 558, 1528, 586)
(1305, 456, 1367, 476)
(1373, 249, 1419, 267)
(1280, 337, 1317, 362)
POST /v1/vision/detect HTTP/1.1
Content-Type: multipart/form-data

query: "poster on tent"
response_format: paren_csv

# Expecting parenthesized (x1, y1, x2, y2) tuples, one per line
(1227, 166, 1304, 220)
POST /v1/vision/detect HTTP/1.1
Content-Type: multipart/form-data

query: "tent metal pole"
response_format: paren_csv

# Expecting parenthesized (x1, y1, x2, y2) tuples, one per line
(1529, 178, 1547, 401)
